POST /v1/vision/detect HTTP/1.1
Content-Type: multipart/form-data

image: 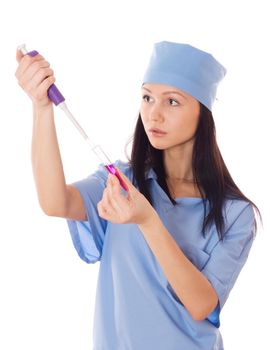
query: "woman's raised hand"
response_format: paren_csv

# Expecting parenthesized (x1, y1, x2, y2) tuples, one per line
(15, 49, 56, 108)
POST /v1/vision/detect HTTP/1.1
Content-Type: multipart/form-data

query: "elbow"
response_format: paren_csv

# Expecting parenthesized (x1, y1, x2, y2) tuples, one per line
(191, 311, 209, 322)
(189, 308, 207, 322)
(39, 201, 67, 217)
(37, 192, 69, 218)
(40, 203, 55, 216)
(190, 296, 219, 322)
(42, 206, 57, 217)
(190, 308, 213, 322)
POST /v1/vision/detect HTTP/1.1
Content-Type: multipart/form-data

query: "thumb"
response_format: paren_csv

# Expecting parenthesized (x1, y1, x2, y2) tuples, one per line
(16, 48, 24, 63)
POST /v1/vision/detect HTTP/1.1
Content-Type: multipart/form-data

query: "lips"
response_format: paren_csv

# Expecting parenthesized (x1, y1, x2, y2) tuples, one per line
(148, 128, 167, 135)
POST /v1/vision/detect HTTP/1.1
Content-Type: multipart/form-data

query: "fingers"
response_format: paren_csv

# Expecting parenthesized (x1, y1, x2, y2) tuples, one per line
(16, 49, 24, 63)
(104, 176, 121, 210)
(28, 75, 56, 102)
(23, 66, 53, 90)
(15, 49, 54, 105)
(107, 174, 124, 209)
(97, 187, 115, 219)
(97, 202, 107, 219)
(15, 53, 44, 80)
(20, 64, 55, 102)
(98, 175, 124, 220)
(21, 61, 51, 84)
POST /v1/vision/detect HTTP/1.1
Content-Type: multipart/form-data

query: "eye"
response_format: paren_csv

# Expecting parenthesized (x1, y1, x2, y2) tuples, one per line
(142, 94, 152, 103)
(169, 98, 179, 106)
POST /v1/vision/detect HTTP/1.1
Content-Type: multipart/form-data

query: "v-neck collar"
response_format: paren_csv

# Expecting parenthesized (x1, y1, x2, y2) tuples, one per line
(146, 167, 206, 212)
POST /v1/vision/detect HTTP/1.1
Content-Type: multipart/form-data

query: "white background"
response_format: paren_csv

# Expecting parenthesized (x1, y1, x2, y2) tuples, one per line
(0, 0, 269, 349)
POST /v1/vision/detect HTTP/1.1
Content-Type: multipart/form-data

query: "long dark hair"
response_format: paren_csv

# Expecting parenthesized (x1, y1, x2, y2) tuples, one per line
(125, 103, 261, 240)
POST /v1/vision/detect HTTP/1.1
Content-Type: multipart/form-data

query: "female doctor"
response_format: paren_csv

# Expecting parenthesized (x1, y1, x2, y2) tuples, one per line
(15, 41, 260, 349)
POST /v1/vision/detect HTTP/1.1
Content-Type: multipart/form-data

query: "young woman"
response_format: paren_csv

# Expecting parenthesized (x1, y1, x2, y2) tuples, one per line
(16, 41, 260, 350)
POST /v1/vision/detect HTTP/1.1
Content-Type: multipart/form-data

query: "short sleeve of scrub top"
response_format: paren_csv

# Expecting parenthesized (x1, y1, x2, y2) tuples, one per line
(66, 161, 114, 264)
(201, 202, 255, 311)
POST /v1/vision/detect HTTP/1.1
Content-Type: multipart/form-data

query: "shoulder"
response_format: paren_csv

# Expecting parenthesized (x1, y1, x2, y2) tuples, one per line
(224, 198, 255, 221)
(223, 198, 256, 238)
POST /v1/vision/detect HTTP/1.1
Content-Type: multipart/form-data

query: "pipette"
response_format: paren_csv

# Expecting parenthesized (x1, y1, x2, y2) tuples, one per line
(17, 44, 128, 192)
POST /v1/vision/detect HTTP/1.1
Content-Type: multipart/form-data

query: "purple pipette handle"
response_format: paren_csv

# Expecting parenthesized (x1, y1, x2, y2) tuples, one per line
(27, 50, 65, 106)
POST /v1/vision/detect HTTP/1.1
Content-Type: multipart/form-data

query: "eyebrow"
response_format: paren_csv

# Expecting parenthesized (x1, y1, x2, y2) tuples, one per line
(142, 86, 187, 100)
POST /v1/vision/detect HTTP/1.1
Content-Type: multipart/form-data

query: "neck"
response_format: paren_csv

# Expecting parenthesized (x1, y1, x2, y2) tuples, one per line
(163, 141, 194, 181)
(166, 176, 195, 182)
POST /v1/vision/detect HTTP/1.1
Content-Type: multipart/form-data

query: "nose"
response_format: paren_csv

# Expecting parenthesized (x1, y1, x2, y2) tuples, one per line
(148, 104, 164, 122)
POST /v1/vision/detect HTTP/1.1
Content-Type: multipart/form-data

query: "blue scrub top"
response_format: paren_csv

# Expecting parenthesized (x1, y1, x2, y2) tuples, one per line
(66, 160, 255, 350)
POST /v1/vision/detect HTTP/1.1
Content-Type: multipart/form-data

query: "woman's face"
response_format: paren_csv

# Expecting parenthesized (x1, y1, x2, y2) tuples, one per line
(140, 83, 200, 150)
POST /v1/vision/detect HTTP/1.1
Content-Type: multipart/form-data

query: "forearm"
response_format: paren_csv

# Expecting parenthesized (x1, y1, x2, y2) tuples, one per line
(31, 103, 68, 216)
(138, 210, 218, 321)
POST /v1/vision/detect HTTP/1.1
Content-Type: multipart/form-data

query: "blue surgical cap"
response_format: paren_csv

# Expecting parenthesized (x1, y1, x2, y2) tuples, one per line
(142, 41, 227, 111)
